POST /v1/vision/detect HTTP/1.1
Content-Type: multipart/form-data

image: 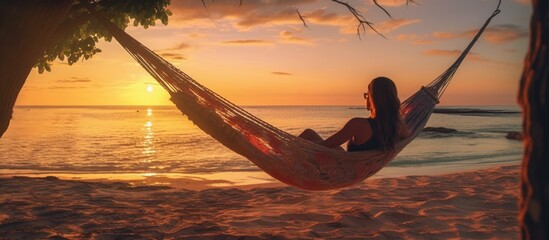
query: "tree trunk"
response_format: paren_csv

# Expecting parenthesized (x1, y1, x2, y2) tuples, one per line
(519, 0, 549, 239)
(0, 0, 73, 137)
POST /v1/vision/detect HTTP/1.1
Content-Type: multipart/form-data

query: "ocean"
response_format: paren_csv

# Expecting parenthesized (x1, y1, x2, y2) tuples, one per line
(0, 105, 522, 187)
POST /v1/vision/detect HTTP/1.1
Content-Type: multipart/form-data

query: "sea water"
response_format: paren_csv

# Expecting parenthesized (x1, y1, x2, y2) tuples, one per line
(0, 105, 522, 185)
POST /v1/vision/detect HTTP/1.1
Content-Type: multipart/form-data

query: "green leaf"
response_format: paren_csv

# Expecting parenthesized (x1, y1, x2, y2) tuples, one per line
(35, 0, 172, 73)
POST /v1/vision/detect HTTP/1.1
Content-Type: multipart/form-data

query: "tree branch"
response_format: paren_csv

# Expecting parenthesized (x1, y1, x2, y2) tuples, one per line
(296, 8, 309, 29)
(372, 0, 392, 18)
(331, 0, 386, 39)
(203, 0, 415, 39)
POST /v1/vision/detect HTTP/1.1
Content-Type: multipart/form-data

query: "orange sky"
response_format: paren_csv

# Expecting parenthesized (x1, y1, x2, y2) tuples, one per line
(16, 0, 532, 106)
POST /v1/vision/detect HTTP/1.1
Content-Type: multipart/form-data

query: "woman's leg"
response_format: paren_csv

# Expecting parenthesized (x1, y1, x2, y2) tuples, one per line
(299, 128, 345, 151)
(298, 128, 324, 142)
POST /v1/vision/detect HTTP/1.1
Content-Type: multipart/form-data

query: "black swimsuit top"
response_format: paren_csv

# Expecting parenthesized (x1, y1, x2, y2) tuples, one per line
(347, 118, 379, 152)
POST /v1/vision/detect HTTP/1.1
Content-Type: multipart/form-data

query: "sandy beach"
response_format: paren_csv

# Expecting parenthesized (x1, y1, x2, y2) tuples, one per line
(0, 164, 519, 239)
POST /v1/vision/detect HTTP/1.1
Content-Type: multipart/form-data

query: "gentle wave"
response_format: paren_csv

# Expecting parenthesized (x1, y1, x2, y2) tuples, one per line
(391, 148, 521, 167)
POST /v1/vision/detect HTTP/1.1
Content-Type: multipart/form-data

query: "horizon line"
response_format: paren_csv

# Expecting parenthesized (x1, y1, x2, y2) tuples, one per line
(14, 104, 520, 108)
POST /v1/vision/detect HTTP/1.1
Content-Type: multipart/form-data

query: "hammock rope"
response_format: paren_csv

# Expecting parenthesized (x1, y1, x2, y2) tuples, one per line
(423, 3, 502, 100)
(88, 2, 500, 190)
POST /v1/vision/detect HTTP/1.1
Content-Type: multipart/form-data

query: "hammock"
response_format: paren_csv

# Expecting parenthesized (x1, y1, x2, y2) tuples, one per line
(91, 4, 500, 190)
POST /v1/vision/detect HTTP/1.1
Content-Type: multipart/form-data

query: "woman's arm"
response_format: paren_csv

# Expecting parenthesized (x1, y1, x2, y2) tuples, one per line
(399, 118, 411, 138)
(321, 118, 364, 149)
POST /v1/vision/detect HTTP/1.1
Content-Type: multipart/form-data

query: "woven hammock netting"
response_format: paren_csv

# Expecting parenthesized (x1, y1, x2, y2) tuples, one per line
(91, 5, 500, 190)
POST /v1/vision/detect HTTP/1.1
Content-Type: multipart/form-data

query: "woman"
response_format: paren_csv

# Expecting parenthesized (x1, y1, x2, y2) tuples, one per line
(298, 76, 409, 152)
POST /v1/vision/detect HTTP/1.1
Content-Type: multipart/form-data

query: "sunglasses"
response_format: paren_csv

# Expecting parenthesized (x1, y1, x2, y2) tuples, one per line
(363, 92, 369, 99)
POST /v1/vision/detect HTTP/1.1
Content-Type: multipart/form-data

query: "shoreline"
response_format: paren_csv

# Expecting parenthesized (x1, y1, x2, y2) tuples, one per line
(0, 164, 520, 239)
(0, 162, 519, 190)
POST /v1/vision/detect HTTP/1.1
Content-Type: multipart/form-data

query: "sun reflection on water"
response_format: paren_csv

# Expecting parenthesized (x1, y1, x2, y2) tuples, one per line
(142, 109, 156, 160)
(144, 121, 153, 128)
(143, 172, 157, 177)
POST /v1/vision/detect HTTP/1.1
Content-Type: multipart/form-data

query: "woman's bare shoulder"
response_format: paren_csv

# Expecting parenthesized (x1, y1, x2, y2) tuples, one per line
(348, 117, 371, 125)
(347, 117, 372, 131)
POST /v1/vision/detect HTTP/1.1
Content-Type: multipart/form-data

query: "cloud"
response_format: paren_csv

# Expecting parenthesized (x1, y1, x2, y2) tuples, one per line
(279, 30, 314, 44)
(166, 0, 362, 35)
(163, 1, 421, 39)
(339, 17, 419, 35)
(474, 24, 529, 44)
(514, 0, 530, 5)
(396, 34, 434, 45)
(168, 0, 320, 28)
(235, 7, 353, 30)
(221, 39, 274, 45)
(168, 42, 191, 50)
(431, 32, 458, 39)
(374, 0, 410, 7)
(160, 52, 187, 60)
(373, 18, 420, 33)
(293, 8, 350, 25)
(153, 42, 190, 60)
(272, 71, 293, 75)
(237, 8, 302, 29)
(424, 49, 462, 56)
(155, 42, 190, 52)
(412, 39, 434, 45)
(188, 32, 208, 39)
(423, 49, 490, 62)
(399, 24, 528, 46)
(54, 77, 92, 83)
(433, 24, 528, 44)
(48, 86, 85, 89)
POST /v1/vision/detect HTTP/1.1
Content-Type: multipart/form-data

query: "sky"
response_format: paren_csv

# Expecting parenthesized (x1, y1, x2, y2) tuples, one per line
(16, 0, 532, 106)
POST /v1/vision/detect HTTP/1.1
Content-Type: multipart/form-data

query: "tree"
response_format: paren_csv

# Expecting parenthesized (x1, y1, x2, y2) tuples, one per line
(0, 0, 171, 137)
(518, 0, 549, 238)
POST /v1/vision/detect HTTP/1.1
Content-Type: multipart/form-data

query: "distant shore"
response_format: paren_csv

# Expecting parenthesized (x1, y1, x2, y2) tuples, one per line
(0, 164, 520, 239)
(349, 106, 521, 115)
(433, 108, 521, 115)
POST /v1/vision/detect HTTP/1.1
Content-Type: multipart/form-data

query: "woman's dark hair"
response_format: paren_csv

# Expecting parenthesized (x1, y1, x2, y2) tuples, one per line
(368, 76, 402, 151)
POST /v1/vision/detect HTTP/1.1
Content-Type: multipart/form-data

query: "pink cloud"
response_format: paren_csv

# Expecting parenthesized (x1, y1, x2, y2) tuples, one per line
(432, 32, 458, 39)
(396, 34, 433, 45)
(374, 18, 420, 33)
(167, 0, 321, 28)
(165, 0, 375, 35)
(279, 30, 314, 44)
(374, 0, 410, 7)
(159, 53, 187, 60)
(514, 0, 530, 5)
(272, 71, 293, 75)
(221, 39, 274, 46)
(475, 24, 529, 44)
(423, 49, 490, 62)
(433, 24, 528, 44)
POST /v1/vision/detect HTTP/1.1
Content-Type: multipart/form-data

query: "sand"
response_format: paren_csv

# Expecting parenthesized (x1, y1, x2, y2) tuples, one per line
(0, 164, 520, 239)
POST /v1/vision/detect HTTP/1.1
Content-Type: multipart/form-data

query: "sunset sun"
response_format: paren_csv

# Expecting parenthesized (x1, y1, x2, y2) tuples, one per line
(146, 84, 154, 93)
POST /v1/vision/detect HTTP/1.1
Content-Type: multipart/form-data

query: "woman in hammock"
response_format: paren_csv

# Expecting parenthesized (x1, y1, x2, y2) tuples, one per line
(299, 76, 409, 152)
